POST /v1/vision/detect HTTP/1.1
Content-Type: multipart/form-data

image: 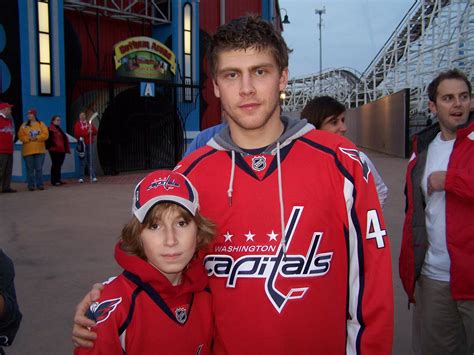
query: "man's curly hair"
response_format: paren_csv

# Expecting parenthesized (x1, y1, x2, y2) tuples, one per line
(208, 15, 290, 78)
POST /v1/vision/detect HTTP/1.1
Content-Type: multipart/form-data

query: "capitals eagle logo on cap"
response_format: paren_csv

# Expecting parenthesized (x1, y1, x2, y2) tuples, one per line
(86, 297, 122, 324)
(133, 170, 200, 223)
(147, 175, 180, 191)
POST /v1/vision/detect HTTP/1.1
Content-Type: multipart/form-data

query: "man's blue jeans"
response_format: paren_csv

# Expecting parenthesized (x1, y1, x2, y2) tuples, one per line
(79, 144, 96, 180)
(24, 153, 45, 189)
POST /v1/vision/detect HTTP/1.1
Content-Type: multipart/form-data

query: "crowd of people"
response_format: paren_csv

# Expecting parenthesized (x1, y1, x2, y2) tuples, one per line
(1, 15, 473, 355)
(0, 108, 98, 194)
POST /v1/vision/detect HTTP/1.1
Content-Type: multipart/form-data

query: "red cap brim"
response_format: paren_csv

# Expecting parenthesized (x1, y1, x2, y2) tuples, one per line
(0, 103, 14, 110)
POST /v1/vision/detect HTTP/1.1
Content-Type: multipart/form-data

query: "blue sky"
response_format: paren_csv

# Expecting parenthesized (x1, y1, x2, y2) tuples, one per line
(279, 0, 415, 78)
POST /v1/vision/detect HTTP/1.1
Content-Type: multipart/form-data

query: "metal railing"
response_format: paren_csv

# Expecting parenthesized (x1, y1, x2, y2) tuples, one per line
(64, 0, 171, 25)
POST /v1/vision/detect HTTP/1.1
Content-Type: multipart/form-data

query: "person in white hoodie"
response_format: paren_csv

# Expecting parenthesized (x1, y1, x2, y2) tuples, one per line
(301, 96, 388, 208)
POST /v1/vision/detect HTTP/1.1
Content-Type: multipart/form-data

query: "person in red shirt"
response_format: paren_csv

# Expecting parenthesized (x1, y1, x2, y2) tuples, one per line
(47, 115, 71, 186)
(73, 16, 393, 354)
(75, 169, 215, 355)
(73, 111, 98, 183)
(0, 102, 16, 193)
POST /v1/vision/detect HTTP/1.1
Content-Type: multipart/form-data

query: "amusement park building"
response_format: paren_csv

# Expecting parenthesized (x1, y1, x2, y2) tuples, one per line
(0, 0, 284, 177)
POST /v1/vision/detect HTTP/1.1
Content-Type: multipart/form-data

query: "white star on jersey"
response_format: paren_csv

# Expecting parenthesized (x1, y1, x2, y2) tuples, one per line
(223, 231, 233, 242)
(245, 231, 255, 242)
(267, 230, 278, 241)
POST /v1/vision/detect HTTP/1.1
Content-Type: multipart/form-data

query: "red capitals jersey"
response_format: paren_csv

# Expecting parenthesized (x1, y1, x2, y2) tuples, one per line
(176, 117, 393, 354)
(74, 120, 97, 145)
(75, 243, 213, 355)
(0, 113, 15, 154)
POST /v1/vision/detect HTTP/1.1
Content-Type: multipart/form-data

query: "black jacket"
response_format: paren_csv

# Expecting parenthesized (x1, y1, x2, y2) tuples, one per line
(0, 250, 22, 354)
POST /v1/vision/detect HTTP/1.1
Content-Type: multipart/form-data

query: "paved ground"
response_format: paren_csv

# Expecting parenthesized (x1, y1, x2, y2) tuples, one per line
(1, 150, 413, 354)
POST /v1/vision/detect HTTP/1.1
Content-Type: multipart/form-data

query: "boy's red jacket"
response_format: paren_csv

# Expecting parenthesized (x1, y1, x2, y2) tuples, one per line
(0, 113, 15, 154)
(175, 116, 394, 354)
(75, 243, 213, 355)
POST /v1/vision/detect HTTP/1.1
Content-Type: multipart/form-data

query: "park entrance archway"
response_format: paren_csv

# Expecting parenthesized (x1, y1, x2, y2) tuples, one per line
(97, 86, 183, 175)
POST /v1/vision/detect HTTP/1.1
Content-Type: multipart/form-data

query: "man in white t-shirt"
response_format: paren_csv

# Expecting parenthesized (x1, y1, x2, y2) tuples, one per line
(400, 69, 474, 354)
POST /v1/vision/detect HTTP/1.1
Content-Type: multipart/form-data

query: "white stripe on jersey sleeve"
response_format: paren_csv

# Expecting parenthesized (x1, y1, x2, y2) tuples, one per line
(344, 177, 362, 355)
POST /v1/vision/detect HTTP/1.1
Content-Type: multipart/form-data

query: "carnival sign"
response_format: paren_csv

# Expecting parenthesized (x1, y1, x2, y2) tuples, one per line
(113, 36, 176, 80)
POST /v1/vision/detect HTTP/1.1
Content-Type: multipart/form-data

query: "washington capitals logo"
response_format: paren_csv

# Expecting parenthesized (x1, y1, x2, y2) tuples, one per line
(205, 207, 334, 313)
(29, 129, 40, 139)
(252, 156, 266, 171)
(175, 307, 187, 324)
(339, 147, 371, 182)
(0, 127, 14, 134)
(147, 175, 180, 191)
(86, 297, 122, 324)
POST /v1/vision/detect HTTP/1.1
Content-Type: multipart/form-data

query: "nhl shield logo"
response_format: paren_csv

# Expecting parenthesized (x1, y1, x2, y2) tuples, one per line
(175, 307, 187, 324)
(252, 156, 266, 171)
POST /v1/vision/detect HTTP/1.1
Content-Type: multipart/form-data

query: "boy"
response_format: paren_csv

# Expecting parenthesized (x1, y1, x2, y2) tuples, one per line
(75, 170, 214, 354)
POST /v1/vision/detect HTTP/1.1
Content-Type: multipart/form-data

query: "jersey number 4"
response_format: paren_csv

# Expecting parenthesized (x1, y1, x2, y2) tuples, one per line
(366, 209, 387, 249)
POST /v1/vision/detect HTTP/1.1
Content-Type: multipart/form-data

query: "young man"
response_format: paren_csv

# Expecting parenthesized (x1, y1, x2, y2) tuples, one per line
(73, 16, 393, 354)
(399, 69, 474, 354)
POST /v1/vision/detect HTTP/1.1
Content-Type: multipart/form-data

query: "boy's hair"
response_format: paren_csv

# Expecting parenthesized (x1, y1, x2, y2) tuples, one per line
(208, 15, 290, 78)
(301, 96, 346, 129)
(427, 69, 472, 102)
(120, 202, 215, 259)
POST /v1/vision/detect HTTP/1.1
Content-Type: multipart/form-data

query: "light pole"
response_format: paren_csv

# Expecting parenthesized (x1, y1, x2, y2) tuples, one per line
(315, 7, 326, 93)
(279, 8, 290, 24)
(88, 112, 98, 183)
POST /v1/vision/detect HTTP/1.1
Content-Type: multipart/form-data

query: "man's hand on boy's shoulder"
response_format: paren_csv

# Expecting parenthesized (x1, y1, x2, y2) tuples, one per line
(72, 283, 104, 348)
